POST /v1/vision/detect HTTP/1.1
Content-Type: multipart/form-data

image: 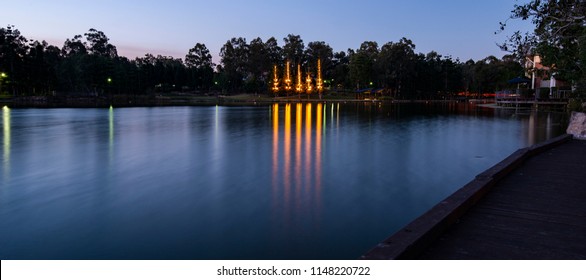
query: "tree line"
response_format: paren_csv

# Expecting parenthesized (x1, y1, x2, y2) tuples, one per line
(1, 25, 523, 98)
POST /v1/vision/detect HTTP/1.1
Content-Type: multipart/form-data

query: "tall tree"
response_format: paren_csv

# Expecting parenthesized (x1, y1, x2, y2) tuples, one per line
(220, 37, 249, 91)
(377, 38, 416, 97)
(349, 41, 379, 89)
(265, 37, 283, 66)
(185, 43, 213, 69)
(0, 25, 29, 95)
(358, 41, 379, 59)
(331, 51, 350, 88)
(25, 40, 60, 95)
(304, 41, 334, 78)
(244, 37, 271, 92)
(349, 52, 372, 89)
(283, 34, 304, 65)
(59, 29, 118, 94)
(500, 0, 586, 91)
(84, 28, 117, 58)
(62, 35, 87, 57)
(247, 38, 269, 81)
(185, 43, 214, 90)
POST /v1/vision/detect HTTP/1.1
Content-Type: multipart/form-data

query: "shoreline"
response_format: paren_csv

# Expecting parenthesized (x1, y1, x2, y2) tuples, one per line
(0, 94, 489, 108)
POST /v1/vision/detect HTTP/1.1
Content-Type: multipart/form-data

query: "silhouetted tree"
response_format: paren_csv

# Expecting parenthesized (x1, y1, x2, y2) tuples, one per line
(0, 25, 29, 95)
(377, 38, 416, 97)
(331, 51, 350, 89)
(185, 43, 214, 90)
(304, 41, 334, 79)
(220, 37, 248, 91)
(283, 34, 305, 65)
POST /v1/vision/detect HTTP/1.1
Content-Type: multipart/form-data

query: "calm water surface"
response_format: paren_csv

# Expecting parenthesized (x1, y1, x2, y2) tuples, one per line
(0, 103, 567, 259)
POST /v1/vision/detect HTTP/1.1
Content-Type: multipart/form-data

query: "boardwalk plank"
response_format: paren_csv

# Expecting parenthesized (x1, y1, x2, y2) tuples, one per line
(419, 139, 586, 259)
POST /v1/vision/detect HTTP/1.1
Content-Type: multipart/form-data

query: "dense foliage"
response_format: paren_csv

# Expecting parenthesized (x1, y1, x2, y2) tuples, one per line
(500, 0, 585, 93)
(0, 25, 523, 98)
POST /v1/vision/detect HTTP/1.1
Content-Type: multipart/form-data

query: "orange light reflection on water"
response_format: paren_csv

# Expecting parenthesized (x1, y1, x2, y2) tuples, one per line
(284, 104, 291, 218)
(271, 102, 328, 233)
(305, 103, 312, 195)
(272, 104, 279, 208)
(295, 103, 302, 212)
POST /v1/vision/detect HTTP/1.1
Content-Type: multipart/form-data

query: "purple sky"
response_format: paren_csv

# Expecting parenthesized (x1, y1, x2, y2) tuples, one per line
(2, 0, 533, 63)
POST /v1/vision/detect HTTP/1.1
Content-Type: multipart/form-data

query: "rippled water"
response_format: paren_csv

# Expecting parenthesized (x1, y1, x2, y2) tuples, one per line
(0, 103, 567, 259)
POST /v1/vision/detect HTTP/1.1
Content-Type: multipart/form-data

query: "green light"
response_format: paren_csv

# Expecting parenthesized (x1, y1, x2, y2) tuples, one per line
(107, 78, 112, 83)
(369, 82, 373, 86)
(0, 72, 6, 78)
(109, 105, 114, 162)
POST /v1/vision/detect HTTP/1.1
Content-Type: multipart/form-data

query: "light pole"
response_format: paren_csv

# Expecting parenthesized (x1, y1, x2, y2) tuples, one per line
(106, 77, 113, 103)
(0, 72, 7, 95)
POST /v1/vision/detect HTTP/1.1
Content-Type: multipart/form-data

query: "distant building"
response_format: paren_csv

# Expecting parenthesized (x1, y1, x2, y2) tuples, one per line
(525, 55, 569, 99)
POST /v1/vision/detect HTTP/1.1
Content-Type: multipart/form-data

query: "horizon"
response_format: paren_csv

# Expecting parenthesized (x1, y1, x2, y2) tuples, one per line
(1, 0, 533, 63)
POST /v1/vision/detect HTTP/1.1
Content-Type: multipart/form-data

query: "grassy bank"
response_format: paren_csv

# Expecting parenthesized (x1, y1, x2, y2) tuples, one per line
(1, 92, 471, 108)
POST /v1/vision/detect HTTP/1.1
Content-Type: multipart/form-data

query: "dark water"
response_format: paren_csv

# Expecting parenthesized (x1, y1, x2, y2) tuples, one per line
(0, 103, 568, 259)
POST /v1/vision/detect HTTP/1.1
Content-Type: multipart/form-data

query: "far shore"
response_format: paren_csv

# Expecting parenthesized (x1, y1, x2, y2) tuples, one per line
(0, 93, 493, 108)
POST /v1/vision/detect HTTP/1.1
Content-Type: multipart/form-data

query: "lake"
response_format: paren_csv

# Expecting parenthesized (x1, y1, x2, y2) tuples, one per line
(0, 103, 568, 259)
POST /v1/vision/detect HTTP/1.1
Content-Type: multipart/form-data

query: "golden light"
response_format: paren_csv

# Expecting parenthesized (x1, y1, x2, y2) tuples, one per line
(316, 58, 323, 93)
(305, 103, 312, 190)
(315, 103, 322, 197)
(295, 64, 303, 93)
(306, 71, 313, 94)
(284, 103, 291, 201)
(272, 64, 280, 93)
(295, 103, 302, 195)
(284, 61, 292, 92)
(272, 103, 279, 200)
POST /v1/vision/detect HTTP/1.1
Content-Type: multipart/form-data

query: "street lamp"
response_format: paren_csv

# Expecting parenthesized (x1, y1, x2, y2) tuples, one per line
(0, 72, 7, 95)
(106, 77, 113, 98)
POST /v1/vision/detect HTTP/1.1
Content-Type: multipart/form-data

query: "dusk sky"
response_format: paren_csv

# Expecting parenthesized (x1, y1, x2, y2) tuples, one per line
(2, 0, 533, 63)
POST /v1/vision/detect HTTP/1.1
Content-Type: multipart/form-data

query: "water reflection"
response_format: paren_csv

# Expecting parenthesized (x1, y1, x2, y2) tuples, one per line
(109, 106, 114, 163)
(272, 104, 279, 205)
(305, 103, 312, 196)
(2, 106, 10, 180)
(527, 110, 555, 146)
(284, 104, 291, 214)
(295, 103, 302, 216)
(0, 104, 569, 259)
(492, 108, 567, 146)
(315, 103, 322, 208)
(271, 103, 326, 234)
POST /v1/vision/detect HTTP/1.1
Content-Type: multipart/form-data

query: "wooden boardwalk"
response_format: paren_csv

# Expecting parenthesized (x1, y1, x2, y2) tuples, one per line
(363, 135, 586, 259)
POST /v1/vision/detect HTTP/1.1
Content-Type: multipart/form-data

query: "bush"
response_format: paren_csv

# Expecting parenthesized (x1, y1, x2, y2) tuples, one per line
(567, 98, 585, 112)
